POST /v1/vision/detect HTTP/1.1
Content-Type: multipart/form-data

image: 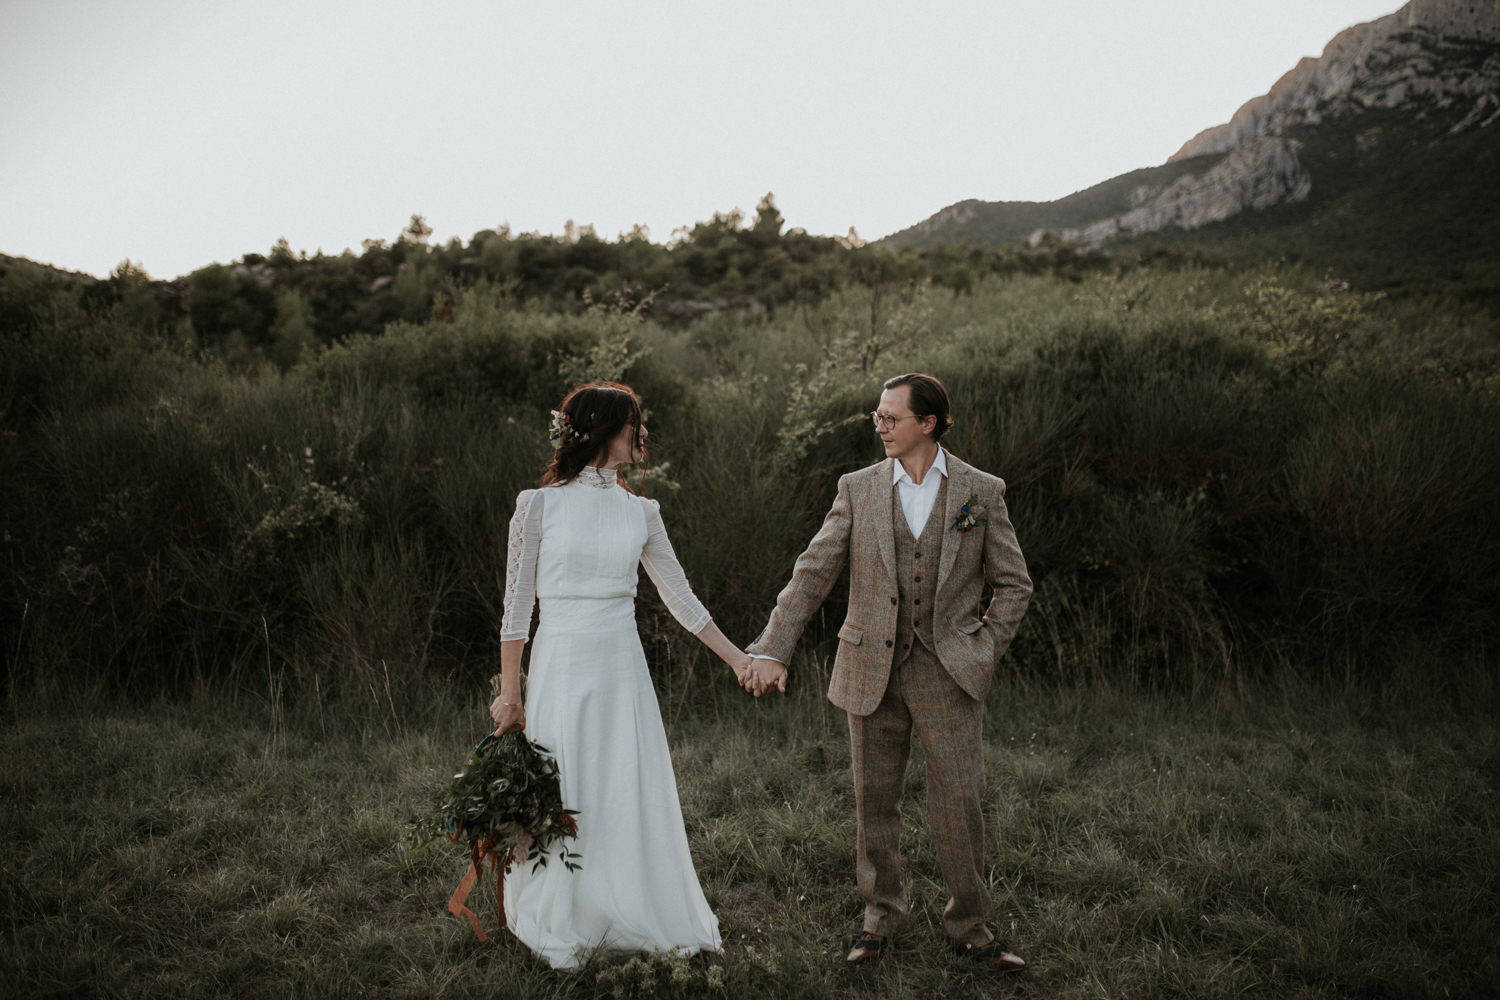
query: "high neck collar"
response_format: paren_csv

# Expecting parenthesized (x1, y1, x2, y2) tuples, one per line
(574, 466, 618, 488)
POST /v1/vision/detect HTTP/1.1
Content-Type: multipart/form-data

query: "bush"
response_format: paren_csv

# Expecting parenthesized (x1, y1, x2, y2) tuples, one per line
(2, 265, 1496, 702)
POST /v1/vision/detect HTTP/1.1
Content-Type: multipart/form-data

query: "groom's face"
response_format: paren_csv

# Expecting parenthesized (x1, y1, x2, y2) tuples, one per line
(876, 386, 937, 461)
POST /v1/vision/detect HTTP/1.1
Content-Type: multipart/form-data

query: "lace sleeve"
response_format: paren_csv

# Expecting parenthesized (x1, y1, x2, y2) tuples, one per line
(639, 498, 712, 635)
(499, 489, 545, 642)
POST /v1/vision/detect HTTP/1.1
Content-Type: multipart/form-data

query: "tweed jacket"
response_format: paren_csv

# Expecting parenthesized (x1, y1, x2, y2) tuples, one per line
(748, 449, 1032, 716)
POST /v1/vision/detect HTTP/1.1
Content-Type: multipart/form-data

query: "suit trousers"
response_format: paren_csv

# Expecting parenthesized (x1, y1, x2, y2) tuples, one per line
(848, 641, 990, 945)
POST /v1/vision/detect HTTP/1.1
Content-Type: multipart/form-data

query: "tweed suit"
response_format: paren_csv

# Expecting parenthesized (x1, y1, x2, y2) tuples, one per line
(748, 448, 1032, 943)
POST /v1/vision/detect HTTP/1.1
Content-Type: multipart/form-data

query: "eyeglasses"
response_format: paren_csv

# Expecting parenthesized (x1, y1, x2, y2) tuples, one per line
(870, 411, 919, 431)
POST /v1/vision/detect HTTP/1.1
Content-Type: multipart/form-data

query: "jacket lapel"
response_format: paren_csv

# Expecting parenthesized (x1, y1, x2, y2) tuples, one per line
(871, 458, 896, 580)
(936, 450, 967, 596)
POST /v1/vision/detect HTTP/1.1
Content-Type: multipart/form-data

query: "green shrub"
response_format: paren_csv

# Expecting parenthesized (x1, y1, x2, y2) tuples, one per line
(2, 266, 1496, 702)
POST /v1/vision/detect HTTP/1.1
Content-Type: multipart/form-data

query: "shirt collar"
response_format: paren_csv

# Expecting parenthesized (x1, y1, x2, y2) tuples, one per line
(893, 447, 948, 485)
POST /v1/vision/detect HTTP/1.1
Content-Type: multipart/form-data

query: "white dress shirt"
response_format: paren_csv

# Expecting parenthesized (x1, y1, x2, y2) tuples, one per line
(750, 448, 948, 667)
(894, 447, 948, 538)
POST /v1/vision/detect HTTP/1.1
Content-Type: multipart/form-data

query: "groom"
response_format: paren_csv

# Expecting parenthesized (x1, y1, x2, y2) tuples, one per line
(747, 373, 1032, 971)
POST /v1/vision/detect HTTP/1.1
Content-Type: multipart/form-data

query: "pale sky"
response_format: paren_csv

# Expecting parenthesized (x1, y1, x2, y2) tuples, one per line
(2, 0, 1400, 279)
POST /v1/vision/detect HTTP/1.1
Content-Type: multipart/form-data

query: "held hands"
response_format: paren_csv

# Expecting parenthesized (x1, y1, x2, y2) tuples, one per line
(741, 655, 787, 697)
(489, 694, 526, 735)
(700, 623, 782, 698)
(728, 651, 784, 696)
(730, 653, 754, 691)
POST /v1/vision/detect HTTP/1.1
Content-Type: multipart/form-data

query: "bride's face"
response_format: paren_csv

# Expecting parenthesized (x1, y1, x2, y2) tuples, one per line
(603, 420, 648, 467)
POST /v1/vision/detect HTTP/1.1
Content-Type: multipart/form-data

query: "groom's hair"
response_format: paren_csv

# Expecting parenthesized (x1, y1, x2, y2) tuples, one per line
(883, 373, 953, 442)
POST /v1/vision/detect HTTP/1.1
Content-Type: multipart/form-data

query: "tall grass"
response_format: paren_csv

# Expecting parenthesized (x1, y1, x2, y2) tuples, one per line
(2, 267, 1497, 704)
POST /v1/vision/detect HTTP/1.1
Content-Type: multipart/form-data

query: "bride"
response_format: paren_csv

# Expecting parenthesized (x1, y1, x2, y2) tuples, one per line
(488, 380, 770, 969)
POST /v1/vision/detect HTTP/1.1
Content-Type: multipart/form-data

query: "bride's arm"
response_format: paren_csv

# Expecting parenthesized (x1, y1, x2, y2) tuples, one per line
(639, 498, 756, 687)
(690, 620, 754, 685)
(490, 490, 543, 732)
(491, 639, 526, 734)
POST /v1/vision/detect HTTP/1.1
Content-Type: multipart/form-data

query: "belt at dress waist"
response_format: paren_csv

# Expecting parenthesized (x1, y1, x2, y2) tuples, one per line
(535, 596, 638, 632)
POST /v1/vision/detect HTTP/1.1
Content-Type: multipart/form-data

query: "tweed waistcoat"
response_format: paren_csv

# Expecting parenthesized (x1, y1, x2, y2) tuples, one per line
(891, 472, 948, 665)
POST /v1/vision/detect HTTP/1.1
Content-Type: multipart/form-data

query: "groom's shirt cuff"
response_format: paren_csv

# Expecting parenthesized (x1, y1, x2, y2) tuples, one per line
(748, 654, 784, 664)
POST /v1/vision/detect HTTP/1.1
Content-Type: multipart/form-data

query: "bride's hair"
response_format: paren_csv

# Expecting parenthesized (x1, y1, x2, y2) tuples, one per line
(541, 382, 646, 489)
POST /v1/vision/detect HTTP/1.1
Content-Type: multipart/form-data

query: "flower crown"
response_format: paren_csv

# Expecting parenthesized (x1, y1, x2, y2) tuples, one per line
(549, 409, 586, 450)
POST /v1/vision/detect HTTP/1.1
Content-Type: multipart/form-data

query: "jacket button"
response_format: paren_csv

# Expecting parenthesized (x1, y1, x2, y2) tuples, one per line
(903, 643, 910, 650)
(914, 575, 922, 582)
(891, 597, 897, 605)
(914, 552, 921, 559)
(914, 599, 921, 605)
(885, 640, 893, 648)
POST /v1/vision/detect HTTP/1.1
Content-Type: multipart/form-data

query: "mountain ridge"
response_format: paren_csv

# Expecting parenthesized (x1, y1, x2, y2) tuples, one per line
(881, 0, 1500, 285)
(1173, 0, 1500, 161)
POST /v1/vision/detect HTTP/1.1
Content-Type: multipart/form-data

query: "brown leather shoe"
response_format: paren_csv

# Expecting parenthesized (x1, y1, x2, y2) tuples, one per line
(846, 932, 886, 964)
(959, 938, 1026, 971)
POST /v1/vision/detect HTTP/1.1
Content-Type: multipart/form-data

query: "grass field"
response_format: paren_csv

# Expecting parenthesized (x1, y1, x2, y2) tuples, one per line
(4, 660, 1497, 1000)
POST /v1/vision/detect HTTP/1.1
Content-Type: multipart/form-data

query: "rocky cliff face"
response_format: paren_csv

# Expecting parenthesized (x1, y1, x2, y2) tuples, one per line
(1061, 136, 1312, 244)
(885, 1, 1500, 255)
(1052, 0, 1500, 246)
(1173, 0, 1500, 161)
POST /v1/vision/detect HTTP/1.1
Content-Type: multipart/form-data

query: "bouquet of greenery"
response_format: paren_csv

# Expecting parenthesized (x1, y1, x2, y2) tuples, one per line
(414, 681, 580, 939)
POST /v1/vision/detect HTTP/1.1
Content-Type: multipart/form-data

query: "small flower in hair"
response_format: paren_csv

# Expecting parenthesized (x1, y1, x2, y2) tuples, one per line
(549, 410, 582, 450)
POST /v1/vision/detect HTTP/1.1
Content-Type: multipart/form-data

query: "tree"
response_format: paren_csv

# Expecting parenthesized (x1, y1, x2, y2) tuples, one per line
(401, 214, 433, 245)
(267, 287, 317, 369)
(753, 193, 784, 239)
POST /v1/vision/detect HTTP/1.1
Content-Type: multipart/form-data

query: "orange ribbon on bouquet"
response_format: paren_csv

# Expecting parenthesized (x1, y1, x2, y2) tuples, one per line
(447, 831, 509, 940)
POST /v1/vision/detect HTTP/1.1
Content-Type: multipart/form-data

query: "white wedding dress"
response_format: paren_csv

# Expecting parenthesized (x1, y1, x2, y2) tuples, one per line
(497, 466, 723, 969)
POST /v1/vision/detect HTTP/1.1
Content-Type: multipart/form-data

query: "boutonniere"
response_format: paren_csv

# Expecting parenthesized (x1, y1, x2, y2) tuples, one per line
(952, 493, 988, 533)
